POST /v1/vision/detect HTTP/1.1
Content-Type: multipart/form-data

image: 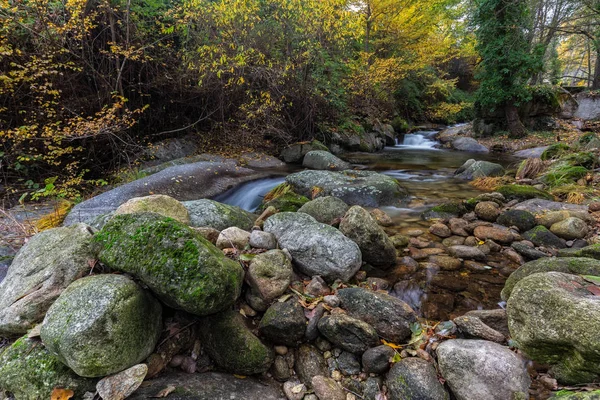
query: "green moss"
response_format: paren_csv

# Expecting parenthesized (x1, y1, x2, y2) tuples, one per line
(496, 185, 554, 201)
(432, 201, 467, 215)
(262, 191, 310, 212)
(578, 132, 598, 146)
(560, 152, 597, 169)
(543, 165, 588, 187)
(551, 389, 600, 399)
(311, 140, 329, 152)
(541, 143, 570, 161)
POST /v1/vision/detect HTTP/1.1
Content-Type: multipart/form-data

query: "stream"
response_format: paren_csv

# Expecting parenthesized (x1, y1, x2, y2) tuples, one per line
(216, 130, 520, 320)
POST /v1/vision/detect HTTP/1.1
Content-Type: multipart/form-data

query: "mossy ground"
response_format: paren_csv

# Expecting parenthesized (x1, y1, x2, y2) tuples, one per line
(496, 185, 553, 201)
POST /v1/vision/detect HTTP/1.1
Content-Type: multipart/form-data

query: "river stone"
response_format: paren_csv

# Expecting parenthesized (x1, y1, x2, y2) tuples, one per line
(114, 194, 190, 224)
(475, 201, 500, 222)
(297, 196, 350, 225)
(497, 209, 536, 232)
(216, 226, 251, 249)
(501, 257, 600, 300)
(0, 336, 95, 400)
(436, 339, 530, 400)
(263, 212, 361, 282)
(550, 217, 589, 240)
(386, 358, 449, 400)
(200, 310, 274, 375)
(295, 344, 328, 387)
(513, 199, 588, 215)
(473, 225, 516, 245)
(448, 245, 486, 261)
(464, 309, 509, 337)
(429, 223, 452, 238)
(285, 170, 409, 208)
(453, 315, 505, 343)
(538, 210, 594, 228)
(64, 161, 264, 225)
(281, 140, 329, 163)
(128, 371, 285, 399)
(249, 230, 278, 249)
(302, 150, 351, 171)
(523, 225, 566, 249)
(429, 255, 462, 271)
(311, 376, 346, 400)
(335, 351, 361, 375)
(558, 243, 600, 259)
(511, 241, 549, 260)
(0, 224, 95, 336)
(454, 160, 504, 180)
(507, 272, 600, 384)
(259, 299, 306, 346)
(337, 287, 417, 343)
(317, 313, 379, 354)
(246, 250, 293, 310)
(94, 213, 244, 316)
(40, 274, 162, 377)
(339, 206, 396, 268)
(452, 137, 489, 153)
(183, 199, 256, 231)
(362, 345, 395, 374)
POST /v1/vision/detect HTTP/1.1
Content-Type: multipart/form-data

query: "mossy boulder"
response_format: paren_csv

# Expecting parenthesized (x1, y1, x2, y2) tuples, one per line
(501, 257, 600, 300)
(496, 185, 553, 202)
(262, 191, 310, 212)
(200, 310, 274, 375)
(94, 213, 244, 316)
(40, 274, 162, 377)
(496, 209, 537, 232)
(422, 201, 467, 220)
(507, 272, 600, 384)
(559, 244, 600, 259)
(183, 199, 256, 230)
(522, 225, 566, 249)
(561, 152, 598, 169)
(541, 143, 570, 160)
(297, 196, 350, 224)
(0, 336, 96, 400)
(114, 194, 190, 224)
(454, 159, 504, 180)
(549, 391, 600, 399)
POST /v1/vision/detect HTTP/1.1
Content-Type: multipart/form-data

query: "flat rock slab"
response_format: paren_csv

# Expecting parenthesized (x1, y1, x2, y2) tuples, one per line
(64, 162, 265, 225)
(513, 146, 549, 158)
(513, 199, 587, 215)
(129, 372, 285, 400)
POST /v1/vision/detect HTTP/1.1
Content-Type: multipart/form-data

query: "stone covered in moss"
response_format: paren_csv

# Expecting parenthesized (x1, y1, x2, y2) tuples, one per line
(41, 274, 162, 377)
(508, 272, 600, 384)
(549, 390, 600, 399)
(496, 209, 536, 232)
(501, 257, 600, 300)
(262, 191, 310, 212)
(559, 244, 600, 259)
(561, 152, 598, 169)
(0, 336, 95, 400)
(422, 201, 467, 220)
(183, 199, 256, 231)
(541, 143, 570, 160)
(94, 213, 244, 316)
(496, 185, 553, 202)
(454, 160, 504, 180)
(522, 225, 566, 249)
(200, 310, 274, 375)
(114, 194, 190, 224)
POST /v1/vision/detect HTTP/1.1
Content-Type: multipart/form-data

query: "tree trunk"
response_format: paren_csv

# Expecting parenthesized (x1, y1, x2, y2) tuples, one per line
(505, 103, 526, 138)
(593, 46, 600, 89)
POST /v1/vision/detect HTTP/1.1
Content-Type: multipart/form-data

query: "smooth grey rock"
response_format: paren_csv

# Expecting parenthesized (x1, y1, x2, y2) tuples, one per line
(448, 245, 486, 260)
(454, 160, 504, 180)
(575, 93, 600, 120)
(302, 151, 351, 171)
(0, 224, 95, 336)
(41, 274, 162, 377)
(246, 250, 293, 310)
(386, 358, 449, 400)
(513, 199, 587, 215)
(259, 299, 306, 346)
(263, 212, 361, 282)
(464, 309, 509, 337)
(216, 226, 251, 249)
(511, 242, 549, 260)
(250, 230, 278, 249)
(550, 217, 589, 240)
(453, 315, 505, 343)
(437, 339, 530, 400)
(317, 313, 379, 354)
(297, 196, 349, 225)
(452, 137, 489, 153)
(513, 146, 550, 158)
(184, 199, 256, 231)
(281, 141, 328, 163)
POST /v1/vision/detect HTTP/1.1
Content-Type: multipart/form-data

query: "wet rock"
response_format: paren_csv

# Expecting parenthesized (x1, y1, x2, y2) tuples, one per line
(95, 213, 244, 316)
(0, 336, 95, 399)
(511, 241, 549, 260)
(303, 150, 351, 171)
(454, 160, 503, 180)
(501, 257, 600, 300)
(281, 140, 329, 163)
(429, 255, 462, 271)
(523, 225, 566, 249)
(337, 287, 417, 343)
(497, 210, 537, 232)
(473, 225, 515, 245)
(362, 345, 395, 374)
(298, 196, 350, 225)
(264, 212, 362, 282)
(452, 138, 489, 153)
(339, 206, 397, 268)
(0, 224, 95, 336)
(285, 170, 409, 208)
(550, 217, 589, 240)
(114, 194, 190, 224)
(475, 201, 500, 222)
(311, 376, 346, 400)
(442, 236, 466, 246)
(448, 245, 486, 261)
(336, 351, 361, 375)
(453, 315, 505, 343)
(390, 234, 410, 248)
(449, 218, 469, 236)
(386, 358, 449, 400)
(508, 272, 600, 384)
(185, 199, 255, 231)
(437, 339, 530, 400)
(431, 275, 468, 292)
(200, 310, 274, 375)
(249, 230, 278, 250)
(370, 208, 394, 226)
(318, 313, 379, 354)
(245, 250, 293, 310)
(41, 274, 162, 377)
(558, 243, 600, 259)
(464, 309, 509, 337)
(295, 344, 328, 386)
(259, 299, 306, 346)
(429, 223, 451, 238)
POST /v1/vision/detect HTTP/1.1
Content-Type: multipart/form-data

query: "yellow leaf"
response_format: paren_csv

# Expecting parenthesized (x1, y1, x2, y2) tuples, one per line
(51, 388, 74, 400)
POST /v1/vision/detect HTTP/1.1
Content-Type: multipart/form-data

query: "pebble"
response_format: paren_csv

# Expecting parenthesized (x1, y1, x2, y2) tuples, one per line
(324, 295, 340, 308)
(275, 345, 289, 355)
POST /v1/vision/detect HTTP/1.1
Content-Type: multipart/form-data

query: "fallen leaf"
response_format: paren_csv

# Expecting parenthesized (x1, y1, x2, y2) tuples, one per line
(51, 388, 74, 400)
(233, 374, 247, 379)
(587, 285, 600, 296)
(96, 364, 148, 400)
(291, 384, 305, 394)
(152, 385, 176, 398)
(27, 324, 41, 338)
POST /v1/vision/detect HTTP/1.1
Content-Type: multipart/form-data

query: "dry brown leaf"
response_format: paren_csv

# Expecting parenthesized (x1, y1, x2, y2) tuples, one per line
(51, 388, 74, 400)
(96, 364, 148, 400)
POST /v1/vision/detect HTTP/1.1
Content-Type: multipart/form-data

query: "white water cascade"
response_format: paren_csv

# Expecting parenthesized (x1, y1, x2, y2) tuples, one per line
(394, 131, 439, 149)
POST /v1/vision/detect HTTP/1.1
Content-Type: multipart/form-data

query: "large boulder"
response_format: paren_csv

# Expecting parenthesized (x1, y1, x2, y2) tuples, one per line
(200, 310, 274, 375)
(339, 206, 396, 268)
(513, 199, 588, 215)
(522, 225, 566, 249)
(94, 213, 244, 316)
(0, 224, 95, 336)
(183, 199, 256, 230)
(297, 196, 350, 225)
(114, 194, 190, 224)
(259, 298, 306, 346)
(454, 160, 504, 180)
(386, 358, 449, 400)
(501, 257, 600, 300)
(559, 244, 600, 259)
(245, 250, 293, 310)
(263, 212, 361, 282)
(574, 92, 600, 121)
(337, 287, 417, 343)
(0, 336, 95, 400)
(451, 137, 489, 153)
(507, 272, 600, 384)
(40, 274, 162, 377)
(285, 170, 409, 208)
(64, 161, 264, 225)
(496, 209, 537, 232)
(550, 217, 589, 240)
(436, 339, 530, 400)
(302, 151, 351, 171)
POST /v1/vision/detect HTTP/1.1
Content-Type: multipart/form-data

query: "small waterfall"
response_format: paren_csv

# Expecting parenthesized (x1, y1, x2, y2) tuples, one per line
(213, 176, 286, 212)
(395, 131, 439, 149)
